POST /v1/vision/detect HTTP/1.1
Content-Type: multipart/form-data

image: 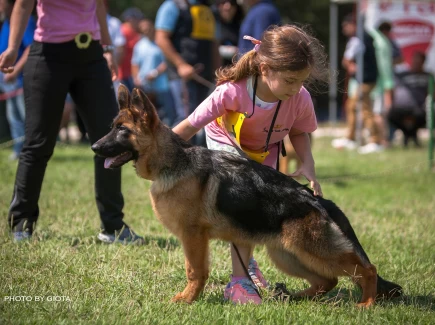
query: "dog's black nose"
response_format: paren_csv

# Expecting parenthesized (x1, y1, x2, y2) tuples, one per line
(91, 142, 100, 153)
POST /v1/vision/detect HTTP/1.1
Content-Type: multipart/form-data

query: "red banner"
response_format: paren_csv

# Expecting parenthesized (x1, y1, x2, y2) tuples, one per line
(365, 0, 435, 72)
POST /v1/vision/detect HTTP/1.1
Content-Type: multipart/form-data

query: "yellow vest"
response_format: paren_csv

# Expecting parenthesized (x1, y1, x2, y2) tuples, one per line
(216, 111, 270, 164)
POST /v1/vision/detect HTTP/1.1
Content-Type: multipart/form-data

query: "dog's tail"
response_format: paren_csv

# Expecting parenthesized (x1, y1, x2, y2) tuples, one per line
(317, 197, 371, 264)
(376, 275, 402, 299)
(318, 197, 403, 298)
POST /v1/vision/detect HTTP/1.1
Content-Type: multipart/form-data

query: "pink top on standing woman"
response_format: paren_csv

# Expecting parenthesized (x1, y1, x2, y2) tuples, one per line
(33, 0, 101, 43)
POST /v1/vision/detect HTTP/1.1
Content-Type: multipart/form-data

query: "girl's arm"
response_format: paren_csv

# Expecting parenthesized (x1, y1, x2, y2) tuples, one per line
(288, 129, 323, 197)
(289, 130, 314, 166)
(172, 84, 230, 141)
(173, 119, 201, 141)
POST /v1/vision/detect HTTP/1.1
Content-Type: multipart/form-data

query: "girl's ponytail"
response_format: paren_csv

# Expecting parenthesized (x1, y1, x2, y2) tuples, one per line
(215, 50, 259, 86)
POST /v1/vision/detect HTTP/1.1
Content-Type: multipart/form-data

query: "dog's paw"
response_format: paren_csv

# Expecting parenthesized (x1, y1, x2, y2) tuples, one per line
(356, 299, 375, 308)
(171, 292, 193, 304)
(171, 292, 185, 302)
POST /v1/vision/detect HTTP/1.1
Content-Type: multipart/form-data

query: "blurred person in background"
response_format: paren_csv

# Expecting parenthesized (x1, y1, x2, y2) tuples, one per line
(331, 14, 380, 154)
(155, 0, 220, 146)
(213, 0, 244, 67)
(378, 21, 403, 66)
(374, 21, 404, 144)
(132, 18, 176, 127)
(0, 0, 35, 160)
(119, 7, 143, 91)
(370, 21, 395, 149)
(237, 0, 280, 54)
(388, 51, 431, 147)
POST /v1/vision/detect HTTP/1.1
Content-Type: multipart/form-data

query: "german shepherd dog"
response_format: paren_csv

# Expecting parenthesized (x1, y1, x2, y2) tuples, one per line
(92, 86, 402, 307)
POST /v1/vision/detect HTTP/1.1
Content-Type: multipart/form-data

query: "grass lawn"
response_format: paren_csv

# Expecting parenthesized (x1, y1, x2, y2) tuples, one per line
(1, 137, 434, 324)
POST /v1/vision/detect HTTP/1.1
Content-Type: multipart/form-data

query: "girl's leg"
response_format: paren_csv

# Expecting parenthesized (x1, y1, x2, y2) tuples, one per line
(230, 244, 254, 277)
(225, 244, 264, 304)
(205, 135, 266, 303)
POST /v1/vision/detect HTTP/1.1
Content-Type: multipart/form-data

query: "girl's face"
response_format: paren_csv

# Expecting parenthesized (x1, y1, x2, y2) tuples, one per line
(261, 66, 311, 101)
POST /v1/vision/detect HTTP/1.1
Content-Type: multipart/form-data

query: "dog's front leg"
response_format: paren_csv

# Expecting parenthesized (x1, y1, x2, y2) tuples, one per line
(172, 227, 209, 303)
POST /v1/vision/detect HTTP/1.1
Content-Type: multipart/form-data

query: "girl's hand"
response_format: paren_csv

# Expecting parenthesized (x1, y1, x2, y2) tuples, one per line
(289, 163, 323, 197)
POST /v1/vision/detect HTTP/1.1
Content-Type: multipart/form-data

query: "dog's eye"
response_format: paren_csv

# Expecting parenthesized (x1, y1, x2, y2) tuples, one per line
(116, 125, 129, 132)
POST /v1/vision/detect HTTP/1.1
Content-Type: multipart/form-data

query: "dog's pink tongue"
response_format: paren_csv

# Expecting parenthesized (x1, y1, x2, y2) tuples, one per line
(104, 157, 116, 169)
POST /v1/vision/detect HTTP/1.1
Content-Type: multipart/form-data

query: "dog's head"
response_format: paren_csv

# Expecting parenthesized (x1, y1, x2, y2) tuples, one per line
(91, 84, 160, 169)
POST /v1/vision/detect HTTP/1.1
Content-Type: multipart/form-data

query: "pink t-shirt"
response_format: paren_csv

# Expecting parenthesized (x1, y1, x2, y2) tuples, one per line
(34, 0, 100, 43)
(188, 79, 317, 166)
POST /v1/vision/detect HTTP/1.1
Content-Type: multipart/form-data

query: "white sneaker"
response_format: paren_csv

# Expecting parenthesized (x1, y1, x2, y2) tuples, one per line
(357, 143, 384, 154)
(97, 226, 144, 245)
(331, 138, 357, 150)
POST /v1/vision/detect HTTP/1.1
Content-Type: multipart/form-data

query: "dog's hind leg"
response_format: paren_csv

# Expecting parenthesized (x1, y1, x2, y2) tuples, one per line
(171, 227, 209, 303)
(333, 253, 378, 308)
(278, 214, 378, 307)
(290, 248, 377, 307)
(267, 246, 338, 298)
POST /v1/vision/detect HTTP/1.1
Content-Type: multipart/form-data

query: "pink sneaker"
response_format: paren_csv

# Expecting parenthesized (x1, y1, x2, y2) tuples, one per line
(249, 258, 268, 288)
(224, 277, 262, 304)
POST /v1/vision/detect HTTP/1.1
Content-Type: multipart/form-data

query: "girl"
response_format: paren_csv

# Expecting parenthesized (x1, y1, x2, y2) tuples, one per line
(173, 24, 329, 304)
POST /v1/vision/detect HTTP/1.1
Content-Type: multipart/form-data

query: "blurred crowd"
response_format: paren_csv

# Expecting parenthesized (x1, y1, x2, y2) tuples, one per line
(331, 13, 433, 154)
(0, 0, 433, 163)
(0, 0, 282, 160)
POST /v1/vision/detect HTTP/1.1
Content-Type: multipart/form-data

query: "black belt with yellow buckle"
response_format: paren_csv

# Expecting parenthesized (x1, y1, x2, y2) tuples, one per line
(74, 32, 92, 49)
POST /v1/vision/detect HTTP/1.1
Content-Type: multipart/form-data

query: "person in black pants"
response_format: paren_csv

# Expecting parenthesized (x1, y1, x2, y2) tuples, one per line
(0, 0, 143, 243)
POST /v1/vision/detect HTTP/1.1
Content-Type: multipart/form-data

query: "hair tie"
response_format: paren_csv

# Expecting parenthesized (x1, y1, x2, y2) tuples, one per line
(243, 35, 261, 52)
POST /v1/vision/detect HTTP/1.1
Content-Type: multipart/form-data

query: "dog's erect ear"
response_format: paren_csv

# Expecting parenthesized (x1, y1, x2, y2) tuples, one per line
(131, 88, 159, 130)
(117, 84, 130, 110)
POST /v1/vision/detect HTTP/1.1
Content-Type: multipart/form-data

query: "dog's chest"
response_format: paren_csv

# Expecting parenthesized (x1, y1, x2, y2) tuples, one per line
(149, 178, 204, 237)
(150, 194, 183, 236)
